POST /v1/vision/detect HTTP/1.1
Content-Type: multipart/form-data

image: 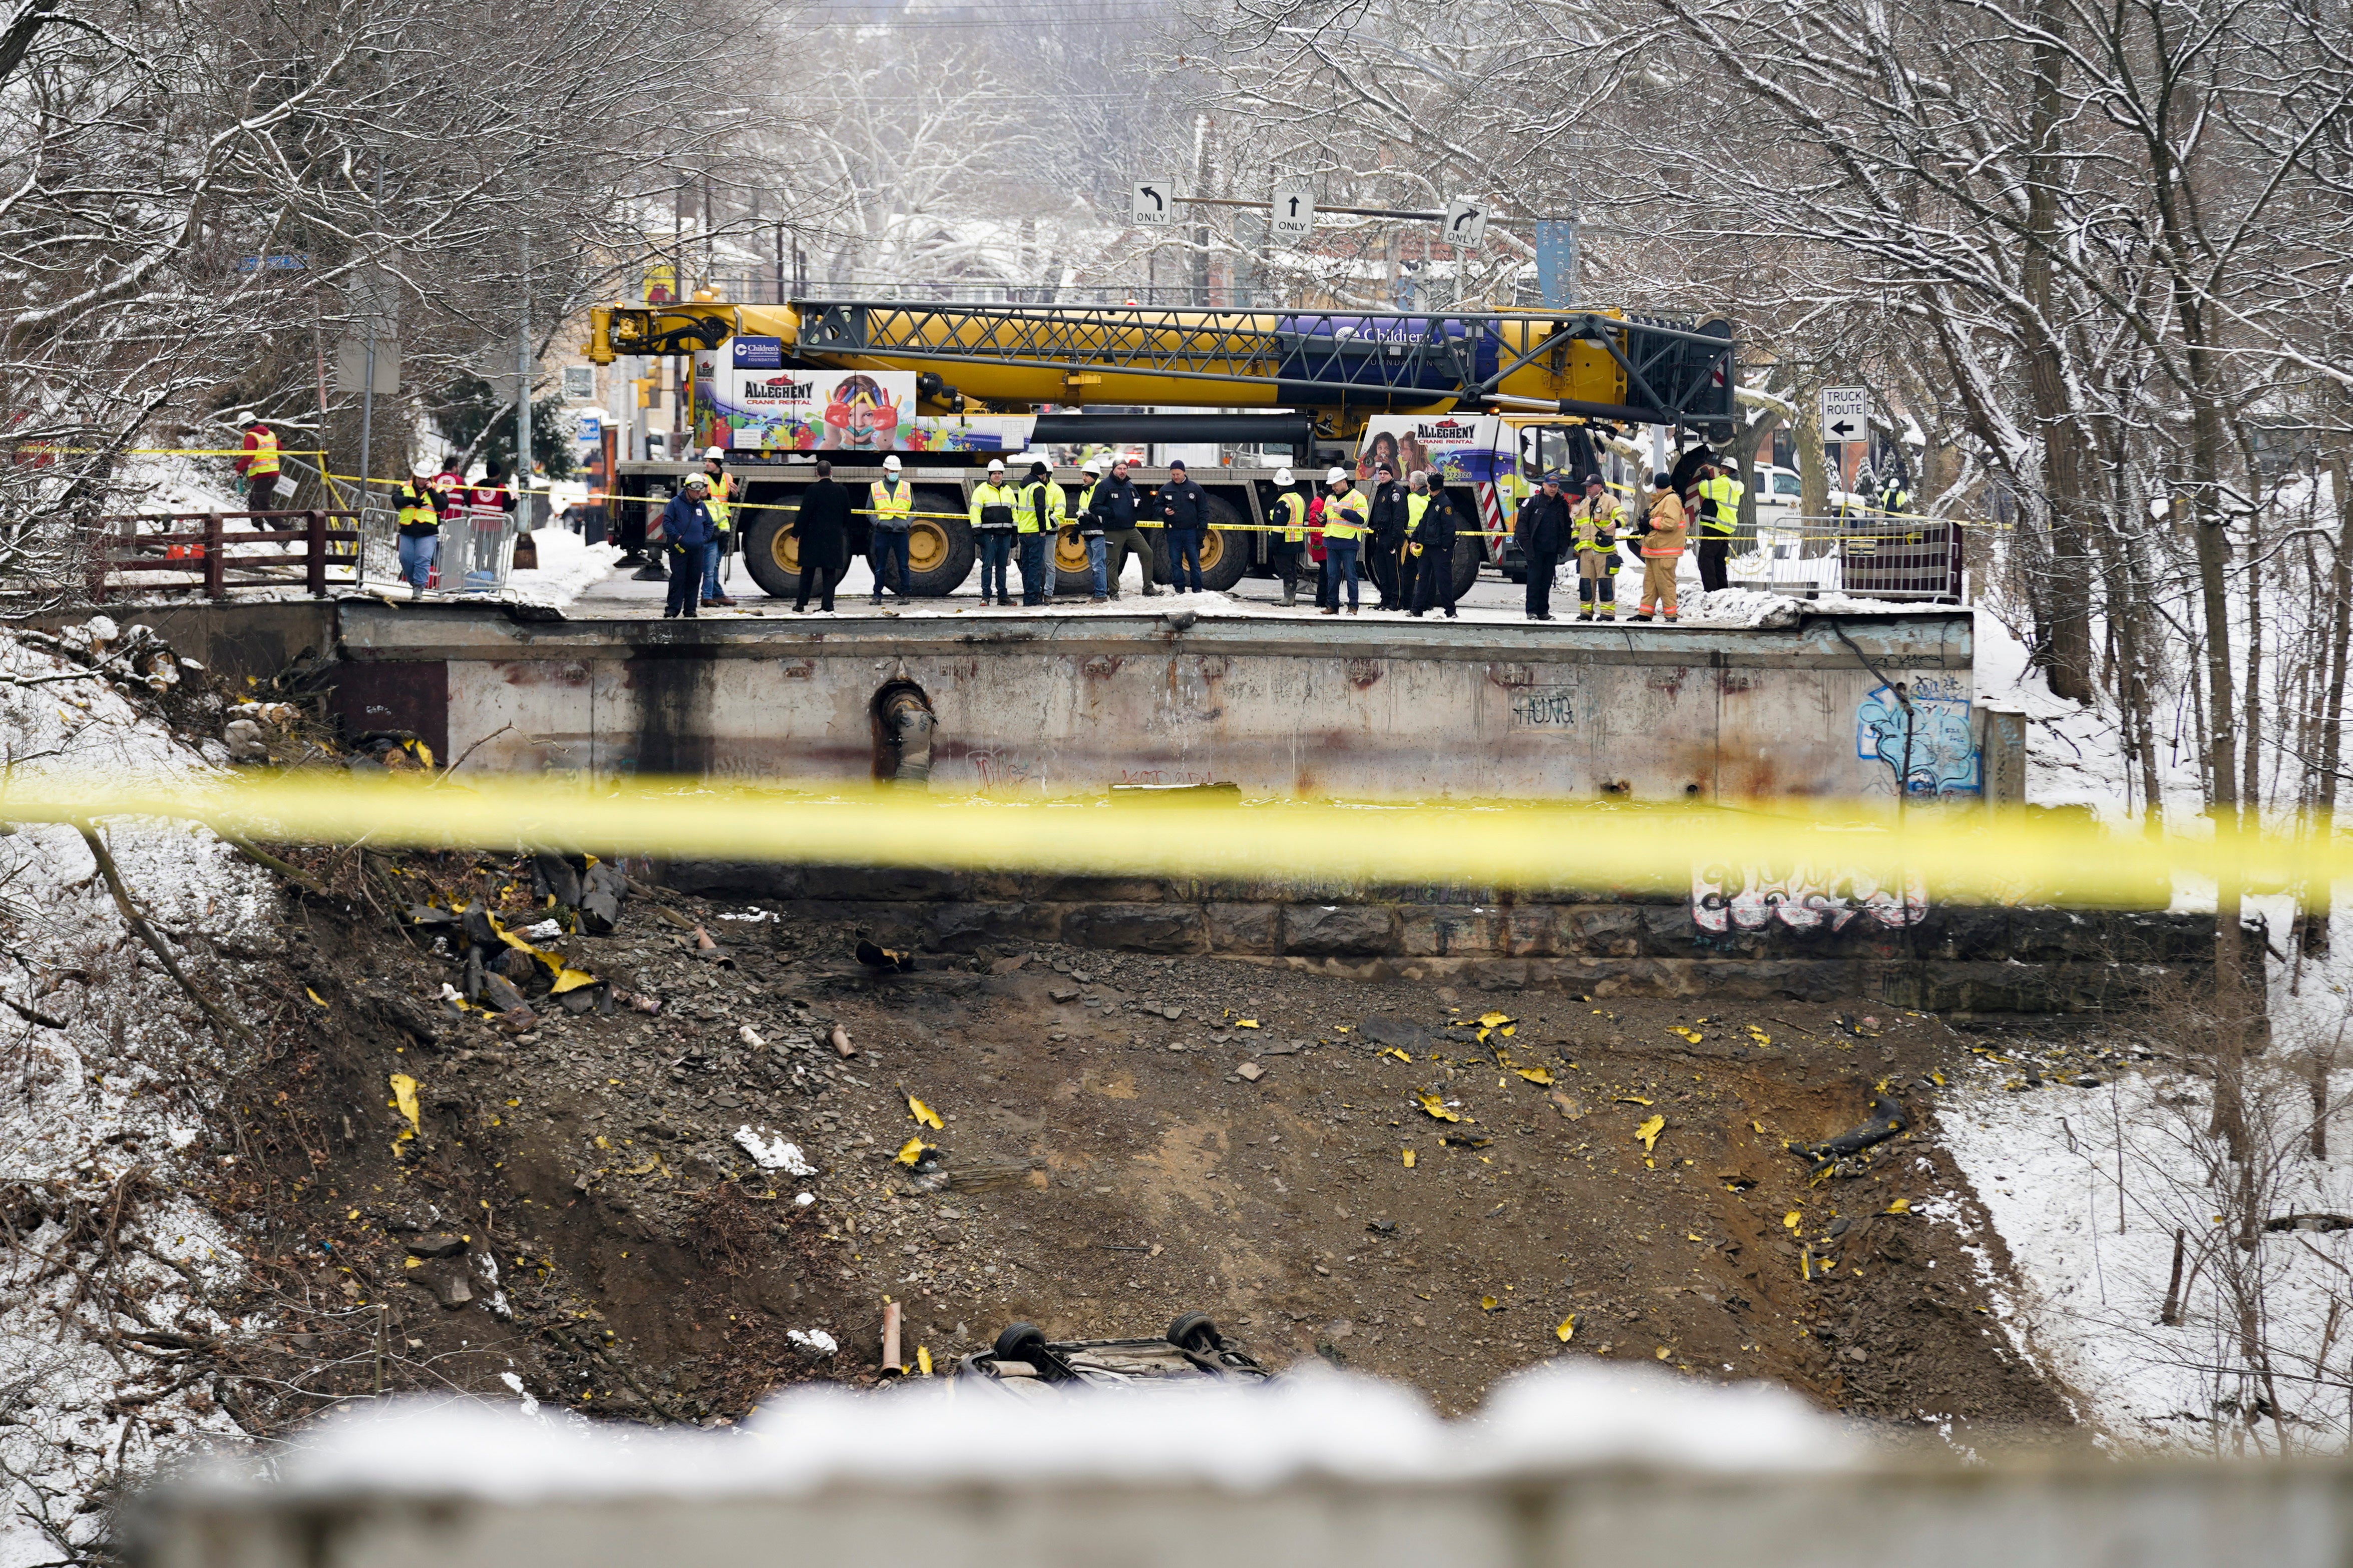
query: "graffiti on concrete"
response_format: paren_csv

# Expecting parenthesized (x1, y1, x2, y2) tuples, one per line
(1691, 861, 1927, 933)
(1856, 675, 1980, 796)
(1507, 687, 1577, 730)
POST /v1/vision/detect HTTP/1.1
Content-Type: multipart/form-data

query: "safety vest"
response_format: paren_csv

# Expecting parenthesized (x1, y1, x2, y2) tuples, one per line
(1880, 485, 1910, 513)
(970, 481, 1019, 531)
(1273, 490, 1308, 543)
(1696, 474, 1744, 536)
(703, 470, 731, 530)
(1322, 487, 1368, 541)
(870, 478, 913, 528)
(397, 487, 440, 533)
(1404, 492, 1431, 538)
(1018, 479, 1066, 535)
(246, 429, 279, 475)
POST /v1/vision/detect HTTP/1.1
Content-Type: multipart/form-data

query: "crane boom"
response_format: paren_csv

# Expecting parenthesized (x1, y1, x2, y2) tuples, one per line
(586, 299, 1736, 433)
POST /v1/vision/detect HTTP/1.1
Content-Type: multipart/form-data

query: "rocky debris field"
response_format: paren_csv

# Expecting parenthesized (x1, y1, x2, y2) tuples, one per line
(225, 858, 2095, 1435)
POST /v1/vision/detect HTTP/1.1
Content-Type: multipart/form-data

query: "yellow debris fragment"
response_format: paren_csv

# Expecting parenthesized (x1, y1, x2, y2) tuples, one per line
(1514, 1067, 1555, 1086)
(1655, 1345, 1672, 1360)
(1480, 1296, 1502, 1312)
(1402, 1148, 1416, 1168)
(388, 1074, 421, 1136)
(908, 1096, 944, 1130)
(1383, 1047, 1411, 1063)
(1670, 1026, 1702, 1043)
(1784, 1210, 1802, 1229)
(1237, 1019, 1260, 1029)
(1416, 1092, 1461, 1123)
(1616, 1095, 1653, 1106)
(917, 1345, 934, 1375)
(594, 1135, 610, 1150)
(1555, 1314, 1577, 1342)
(895, 1136, 935, 1167)
(1886, 1198, 1911, 1214)
(305, 987, 329, 1007)
(1477, 1010, 1514, 1028)
(1752, 1120, 1768, 1134)
(1635, 1114, 1664, 1152)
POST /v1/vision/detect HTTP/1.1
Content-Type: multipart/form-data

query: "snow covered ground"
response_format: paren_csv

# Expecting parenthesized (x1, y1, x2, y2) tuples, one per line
(0, 621, 274, 1567)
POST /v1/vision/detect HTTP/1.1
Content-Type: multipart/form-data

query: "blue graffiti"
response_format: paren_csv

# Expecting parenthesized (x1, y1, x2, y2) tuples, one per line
(1857, 682, 1981, 796)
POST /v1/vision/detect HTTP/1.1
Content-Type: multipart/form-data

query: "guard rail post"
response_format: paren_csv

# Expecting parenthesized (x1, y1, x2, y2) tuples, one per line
(204, 515, 225, 598)
(305, 509, 326, 597)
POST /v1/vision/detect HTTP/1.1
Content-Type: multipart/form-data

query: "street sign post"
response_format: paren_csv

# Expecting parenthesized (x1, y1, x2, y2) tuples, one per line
(1819, 386, 1870, 446)
(1131, 178, 1176, 227)
(1442, 198, 1488, 250)
(1270, 179, 1316, 241)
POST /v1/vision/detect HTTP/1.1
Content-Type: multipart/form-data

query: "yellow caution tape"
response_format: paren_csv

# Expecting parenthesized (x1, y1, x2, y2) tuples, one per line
(0, 772, 2311, 907)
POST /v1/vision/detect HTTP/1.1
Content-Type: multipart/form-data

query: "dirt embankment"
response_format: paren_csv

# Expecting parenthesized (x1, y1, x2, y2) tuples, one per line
(211, 862, 2074, 1435)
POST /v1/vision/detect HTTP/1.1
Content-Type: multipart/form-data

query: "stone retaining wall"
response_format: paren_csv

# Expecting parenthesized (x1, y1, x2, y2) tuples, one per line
(658, 861, 2219, 1015)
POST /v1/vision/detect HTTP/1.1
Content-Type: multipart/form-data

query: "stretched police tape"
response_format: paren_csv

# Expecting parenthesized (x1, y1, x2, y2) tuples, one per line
(0, 771, 2303, 907)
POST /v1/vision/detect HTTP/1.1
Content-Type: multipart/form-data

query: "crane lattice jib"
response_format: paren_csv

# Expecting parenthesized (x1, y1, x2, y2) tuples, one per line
(589, 300, 1736, 427)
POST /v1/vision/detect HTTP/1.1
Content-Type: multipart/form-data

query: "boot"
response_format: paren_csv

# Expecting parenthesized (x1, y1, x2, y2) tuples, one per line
(1576, 608, 1592, 622)
(1664, 609, 1679, 622)
(1142, 585, 1161, 597)
(1629, 610, 1654, 622)
(1283, 584, 1297, 606)
(1320, 606, 1338, 616)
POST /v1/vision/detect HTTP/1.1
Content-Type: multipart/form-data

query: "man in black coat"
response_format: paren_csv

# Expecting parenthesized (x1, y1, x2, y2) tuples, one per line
(1365, 463, 1408, 609)
(1410, 476, 1463, 618)
(791, 460, 853, 613)
(1514, 473, 1574, 621)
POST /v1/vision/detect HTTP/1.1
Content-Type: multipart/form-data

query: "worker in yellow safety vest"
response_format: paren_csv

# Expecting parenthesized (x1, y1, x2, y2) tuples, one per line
(1693, 460, 1745, 594)
(1631, 471, 1689, 623)
(236, 417, 282, 515)
(698, 446, 736, 607)
(395, 468, 444, 600)
(1015, 459, 1067, 607)
(1319, 465, 1368, 615)
(868, 453, 915, 604)
(1268, 467, 1311, 606)
(970, 457, 1021, 606)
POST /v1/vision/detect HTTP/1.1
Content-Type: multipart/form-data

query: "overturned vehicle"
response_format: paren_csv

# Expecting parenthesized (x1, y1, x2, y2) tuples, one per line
(951, 1314, 1272, 1398)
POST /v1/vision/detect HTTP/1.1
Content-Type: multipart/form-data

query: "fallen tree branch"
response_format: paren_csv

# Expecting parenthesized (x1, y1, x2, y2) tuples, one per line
(77, 824, 253, 1042)
(0, 992, 67, 1029)
(219, 833, 328, 898)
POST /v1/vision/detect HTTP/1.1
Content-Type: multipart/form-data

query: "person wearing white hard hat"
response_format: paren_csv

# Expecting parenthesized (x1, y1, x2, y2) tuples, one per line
(698, 445, 736, 607)
(969, 457, 1020, 605)
(1082, 456, 1155, 599)
(1317, 465, 1368, 614)
(1072, 458, 1112, 602)
(1267, 467, 1310, 607)
(868, 453, 914, 604)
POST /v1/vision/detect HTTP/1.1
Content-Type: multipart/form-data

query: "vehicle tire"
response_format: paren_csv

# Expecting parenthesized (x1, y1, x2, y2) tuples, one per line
(994, 1322, 1048, 1362)
(1166, 1312, 1223, 1353)
(1449, 534, 1482, 601)
(1197, 496, 1251, 593)
(1052, 524, 1093, 596)
(740, 512, 801, 600)
(902, 487, 975, 597)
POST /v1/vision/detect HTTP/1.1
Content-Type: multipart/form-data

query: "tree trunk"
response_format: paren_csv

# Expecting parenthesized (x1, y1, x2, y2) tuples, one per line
(2311, 452, 2353, 955)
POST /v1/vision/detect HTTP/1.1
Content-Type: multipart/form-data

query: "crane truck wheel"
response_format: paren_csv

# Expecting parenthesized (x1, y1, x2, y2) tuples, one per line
(1052, 524, 1093, 596)
(901, 488, 976, 597)
(1448, 534, 1483, 601)
(1196, 496, 1252, 593)
(740, 513, 803, 600)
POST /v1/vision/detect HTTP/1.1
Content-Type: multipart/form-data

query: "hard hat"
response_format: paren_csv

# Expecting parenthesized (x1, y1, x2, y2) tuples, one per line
(1274, 467, 1295, 486)
(987, 458, 1005, 472)
(1326, 466, 1349, 484)
(684, 474, 709, 490)
(883, 455, 902, 472)
(704, 445, 725, 461)
(1079, 459, 1101, 475)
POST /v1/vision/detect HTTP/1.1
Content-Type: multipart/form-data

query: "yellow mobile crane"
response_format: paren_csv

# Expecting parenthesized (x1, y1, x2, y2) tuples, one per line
(584, 297, 1736, 600)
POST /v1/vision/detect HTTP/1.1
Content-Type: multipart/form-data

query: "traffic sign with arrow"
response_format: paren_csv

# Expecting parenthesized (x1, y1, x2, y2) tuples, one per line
(1271, 178, 1316, 241)
(1819, 385, 1870, 443)
(1131, 178, 1175, 227)
(1442, 197, 1487, 250)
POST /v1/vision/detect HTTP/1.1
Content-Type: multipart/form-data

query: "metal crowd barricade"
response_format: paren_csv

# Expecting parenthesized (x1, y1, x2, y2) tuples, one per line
(445, 503, 519, 594)
(1727, 513, 1963, 601)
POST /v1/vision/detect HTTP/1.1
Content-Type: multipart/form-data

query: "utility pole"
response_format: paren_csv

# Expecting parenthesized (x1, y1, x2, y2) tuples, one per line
(357, 159, 385, 501)
(517, 225, 533, 524)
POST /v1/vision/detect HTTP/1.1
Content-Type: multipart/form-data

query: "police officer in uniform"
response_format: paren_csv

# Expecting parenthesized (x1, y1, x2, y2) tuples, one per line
(1513, 473, 1573, 621)
(1366, 462, 1407, 609)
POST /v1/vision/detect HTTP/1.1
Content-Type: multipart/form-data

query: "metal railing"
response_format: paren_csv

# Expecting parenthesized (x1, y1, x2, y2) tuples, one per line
(1724, 515, 1963, 601)
(355, 506, 520, 595)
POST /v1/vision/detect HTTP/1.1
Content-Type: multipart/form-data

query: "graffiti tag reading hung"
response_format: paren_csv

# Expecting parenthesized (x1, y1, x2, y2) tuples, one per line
(1856, 676, 1980, 796)
(1508, 688, 1575, 730)
(1690, 862, 1927, 933)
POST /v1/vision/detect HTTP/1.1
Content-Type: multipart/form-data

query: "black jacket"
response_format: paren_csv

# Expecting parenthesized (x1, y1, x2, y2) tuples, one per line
(793, 478, 854, 566)
(1417, 488, 1460, 553)
(1368, 480, 1409, 545)
(1082, 475, 1140, 535)
(1515, 491, 1572, 558)
(1157, 477, 1207, 531)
